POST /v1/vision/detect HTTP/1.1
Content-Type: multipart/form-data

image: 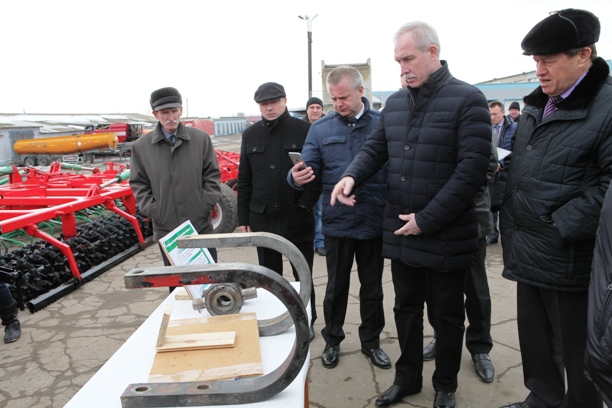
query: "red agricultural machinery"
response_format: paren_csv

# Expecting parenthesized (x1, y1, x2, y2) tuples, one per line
(0, 162, 152, 312)
(0, 147, 240, 313)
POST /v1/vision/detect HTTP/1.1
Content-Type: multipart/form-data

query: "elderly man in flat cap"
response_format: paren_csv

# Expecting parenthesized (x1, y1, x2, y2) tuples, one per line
(130, 87, 221, 272)
(496, 9, 612, 408)
(237, 82, 320, 340)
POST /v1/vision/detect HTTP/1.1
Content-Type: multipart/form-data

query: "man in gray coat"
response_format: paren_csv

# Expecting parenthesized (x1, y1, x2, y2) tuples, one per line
(130, 87, 221, 268)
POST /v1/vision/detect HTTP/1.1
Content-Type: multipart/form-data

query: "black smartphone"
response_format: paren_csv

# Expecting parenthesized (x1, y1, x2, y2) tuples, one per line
(288, 152, 306, 169)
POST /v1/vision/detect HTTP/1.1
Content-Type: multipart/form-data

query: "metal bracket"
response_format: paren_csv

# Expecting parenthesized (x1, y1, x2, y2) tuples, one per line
(121, 263, 309, 406)
(125, 232, 312, 336)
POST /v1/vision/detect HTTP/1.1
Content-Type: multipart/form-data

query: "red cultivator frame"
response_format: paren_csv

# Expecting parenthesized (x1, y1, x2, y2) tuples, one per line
(0, 162, 151, 312)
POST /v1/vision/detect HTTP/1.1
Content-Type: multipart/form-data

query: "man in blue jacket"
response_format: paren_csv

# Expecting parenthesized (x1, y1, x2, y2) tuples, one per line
(331, 22, 490, 408)
(289, 66, 390, 371)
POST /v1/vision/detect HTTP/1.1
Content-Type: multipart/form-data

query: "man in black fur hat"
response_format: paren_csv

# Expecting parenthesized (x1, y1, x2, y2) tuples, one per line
(497, 8, 611, 408)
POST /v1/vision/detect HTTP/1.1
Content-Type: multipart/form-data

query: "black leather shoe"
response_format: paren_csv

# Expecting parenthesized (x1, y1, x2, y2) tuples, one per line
(434, 391, 455, 408)
(322, 345, 339, 368)
(500, 403, 530, 408)
(315, 247, 326, 256)
(361, 347, 392, 369)
(486, 236, 498, 246)
(423, 338, 436, 361)
(472, 353, 495, 382)
(4, 321, 21, 343)
(375, 384, 421, 406)
(309, 325, 315, 342)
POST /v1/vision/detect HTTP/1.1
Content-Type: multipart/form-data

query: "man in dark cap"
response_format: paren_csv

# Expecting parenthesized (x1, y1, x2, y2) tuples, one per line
(130, 87, 221, 273)
(507, 101, 521, 123)
(237, 82, 320, 340)
(305, 97, 324, 124)
(496, 8, 611, 408)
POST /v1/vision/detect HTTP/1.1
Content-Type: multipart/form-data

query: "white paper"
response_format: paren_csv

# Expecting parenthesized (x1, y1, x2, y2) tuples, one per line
(158, 220, 212, 300)
(497, 147, 511, 161)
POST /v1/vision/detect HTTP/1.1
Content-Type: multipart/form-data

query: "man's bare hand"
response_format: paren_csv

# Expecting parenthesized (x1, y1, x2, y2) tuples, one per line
(291, 162, 315, 186)
(330, 177, 356, 206)
(394, 213, 422, 236)
(239, 225, 252, 233)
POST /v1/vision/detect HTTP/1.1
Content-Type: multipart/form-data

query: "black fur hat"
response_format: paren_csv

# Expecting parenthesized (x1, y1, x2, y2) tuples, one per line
(521, 9, 600, 55)
(509, 102, 520, 111)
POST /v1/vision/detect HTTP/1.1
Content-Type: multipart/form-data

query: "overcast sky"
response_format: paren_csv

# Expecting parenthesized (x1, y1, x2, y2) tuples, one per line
(1, 0, 610, 118)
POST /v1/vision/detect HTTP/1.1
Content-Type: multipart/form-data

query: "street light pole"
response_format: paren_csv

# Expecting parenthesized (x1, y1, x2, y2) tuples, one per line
(298, 14, 318, 99)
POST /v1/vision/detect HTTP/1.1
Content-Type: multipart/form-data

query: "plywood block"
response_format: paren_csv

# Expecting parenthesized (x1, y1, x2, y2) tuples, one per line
(149, 312, 262, 382)
(156, 331, 236, 352)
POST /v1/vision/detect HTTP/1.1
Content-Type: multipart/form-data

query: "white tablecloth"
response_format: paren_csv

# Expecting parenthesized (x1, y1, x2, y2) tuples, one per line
(66, 283, 309, 408)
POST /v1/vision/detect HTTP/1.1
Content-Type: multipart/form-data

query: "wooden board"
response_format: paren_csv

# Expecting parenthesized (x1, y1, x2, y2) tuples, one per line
(156, 331, 236, 352)
(149, 312, 263, 382)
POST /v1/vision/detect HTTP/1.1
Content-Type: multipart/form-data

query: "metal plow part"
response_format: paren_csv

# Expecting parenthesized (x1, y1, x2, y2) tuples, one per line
(121, 264, 309, 407)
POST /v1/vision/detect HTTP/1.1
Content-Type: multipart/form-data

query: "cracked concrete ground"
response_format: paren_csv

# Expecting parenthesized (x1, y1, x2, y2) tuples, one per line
(0, 240, 526, 407)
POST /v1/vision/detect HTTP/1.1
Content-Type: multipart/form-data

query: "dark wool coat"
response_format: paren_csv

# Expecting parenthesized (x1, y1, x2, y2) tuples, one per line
(238, 109, 319, 243)
(130, 122, 221, 242)
(296, 97, 388, 240)
(343, 62, 491, 272)
(500, 57, 612, 291)
(585, 184, 612, 407)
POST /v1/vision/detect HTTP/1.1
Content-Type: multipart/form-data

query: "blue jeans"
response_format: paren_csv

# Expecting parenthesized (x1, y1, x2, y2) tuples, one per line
(314, 196, 324, 249)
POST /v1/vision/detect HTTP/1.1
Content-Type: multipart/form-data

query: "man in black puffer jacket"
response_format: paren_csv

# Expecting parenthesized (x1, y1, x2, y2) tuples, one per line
(498, 9, 611, 408)
(585, 184, 612, 406)
(332, 21, 490, 408)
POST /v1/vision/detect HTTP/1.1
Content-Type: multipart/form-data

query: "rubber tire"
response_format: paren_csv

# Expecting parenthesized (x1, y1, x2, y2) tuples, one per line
(24, 156, 37, 166)
(211, 183, 238, 234)
(37, 156, 50, 166)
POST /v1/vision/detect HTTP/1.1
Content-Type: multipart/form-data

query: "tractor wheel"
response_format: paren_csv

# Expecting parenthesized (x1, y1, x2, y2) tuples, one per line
(37, 156, 50, 166)
(211, 183, 238, 234)
(24, 156, 37, 166)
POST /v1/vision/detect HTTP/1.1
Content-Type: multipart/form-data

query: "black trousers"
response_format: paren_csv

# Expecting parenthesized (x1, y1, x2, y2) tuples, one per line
(392, 260, 466, 392)
(256, 242, 316, 324)
(427, 237, 492, 354)
(321, 236, 384, 349)
(464, 237, 492, 354)
(517, 282, 602, 408)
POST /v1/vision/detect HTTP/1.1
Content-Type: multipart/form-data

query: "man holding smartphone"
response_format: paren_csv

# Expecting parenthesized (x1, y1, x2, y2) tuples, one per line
(238, 82, 320, 341)
(289, 66, 390, 370)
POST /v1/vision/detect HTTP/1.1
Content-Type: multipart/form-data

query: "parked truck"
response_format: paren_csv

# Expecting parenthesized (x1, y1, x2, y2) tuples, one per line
(83, 123, 143, 143)
(84, 122, 145, 158)
(12, 132, 118, 166)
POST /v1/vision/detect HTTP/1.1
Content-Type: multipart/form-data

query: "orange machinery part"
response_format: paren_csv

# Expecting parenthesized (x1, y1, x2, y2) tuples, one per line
(13, 132, 118, 155)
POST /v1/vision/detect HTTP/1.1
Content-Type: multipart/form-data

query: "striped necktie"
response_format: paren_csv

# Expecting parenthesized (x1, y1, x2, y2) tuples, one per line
(543, 95, 563, 119)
